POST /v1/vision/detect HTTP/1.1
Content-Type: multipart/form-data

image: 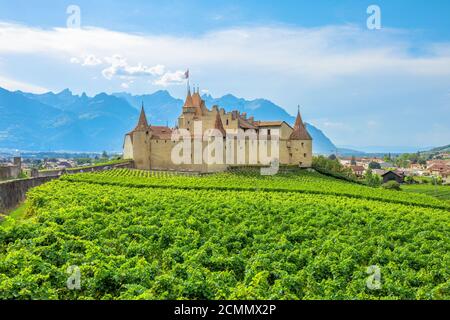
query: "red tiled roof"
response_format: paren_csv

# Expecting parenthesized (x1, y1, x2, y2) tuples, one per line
(134, 106, 148, 131)
(255, 121, 285, 127)
(150, 126, 173, 139)
(214, 112, 226, 136)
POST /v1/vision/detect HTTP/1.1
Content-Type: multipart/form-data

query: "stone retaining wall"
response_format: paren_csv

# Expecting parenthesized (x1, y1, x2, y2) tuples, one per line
(0, 176, 58, 213)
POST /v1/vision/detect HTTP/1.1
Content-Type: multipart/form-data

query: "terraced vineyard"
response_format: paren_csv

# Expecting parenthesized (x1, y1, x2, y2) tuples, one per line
(0, 169, 449, 299)
(402, 184, 450, 201)
(63, 169, 450, 210)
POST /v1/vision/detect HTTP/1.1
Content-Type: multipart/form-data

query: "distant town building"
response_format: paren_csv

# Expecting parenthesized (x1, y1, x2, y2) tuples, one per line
(379, 162, 394, 169)
(350, 165, 365, 177)
(372, 169, 387, 176)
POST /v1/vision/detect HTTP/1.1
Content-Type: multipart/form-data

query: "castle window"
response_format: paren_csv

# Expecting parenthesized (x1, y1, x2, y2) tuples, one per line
(226, 119, 229, 125)
(268, 129, 271, 135)
(304, 153, 307, 157)
(301, 142, 304, 147)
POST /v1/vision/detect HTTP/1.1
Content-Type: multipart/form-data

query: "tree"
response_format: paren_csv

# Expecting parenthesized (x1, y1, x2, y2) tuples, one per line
(368, 161, 381, 170)
(364, 169, 382, 187)
(102, 151, 108, 159)
(382, 181, 401, 191)
(328, 154, 337, 160)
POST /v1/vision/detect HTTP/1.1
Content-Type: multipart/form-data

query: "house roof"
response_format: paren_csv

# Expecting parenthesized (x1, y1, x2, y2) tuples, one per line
(150, 126, 173, 139)
(238, 117, 258, 130)
(350, 165, 365, 171)
(381, 170, 403, 177)
(255, 121, 285, 127)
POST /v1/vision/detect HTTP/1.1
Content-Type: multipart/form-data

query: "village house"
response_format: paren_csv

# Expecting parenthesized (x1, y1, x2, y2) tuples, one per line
(427, 163, 450, 178)
(382, 170, 405, 184)
(350, 165, 365, 177)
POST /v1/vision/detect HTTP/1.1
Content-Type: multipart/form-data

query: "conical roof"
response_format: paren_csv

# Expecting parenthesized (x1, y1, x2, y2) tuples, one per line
(134, 105, 149, 131)
(192, 90, 202, 107)
(184, 87, 194, 108)
(214, 111, 226, 137)
(290, 108, 312, 140)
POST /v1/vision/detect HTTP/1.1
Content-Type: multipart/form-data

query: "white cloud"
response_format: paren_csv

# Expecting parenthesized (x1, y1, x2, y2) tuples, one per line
(70, 54, 102, 66)
(153, 70, 186, 86)
(1, 22, 450, 80)
(101, 54, 166, 80)
(82, 54, 102, 66)
(1, 21, 450, 145)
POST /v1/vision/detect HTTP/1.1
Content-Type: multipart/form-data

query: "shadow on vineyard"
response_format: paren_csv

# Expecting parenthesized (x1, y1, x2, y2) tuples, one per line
(0, 169, 449, 300)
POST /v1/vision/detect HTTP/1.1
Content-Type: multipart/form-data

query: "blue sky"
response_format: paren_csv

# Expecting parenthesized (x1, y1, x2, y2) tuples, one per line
(0, 0, 449, 149)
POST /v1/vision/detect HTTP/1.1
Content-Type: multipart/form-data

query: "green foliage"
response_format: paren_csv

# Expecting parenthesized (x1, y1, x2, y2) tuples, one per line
(312, 156, 358, 184)
(61, 169, 450, 210)
(17, 171, 28, 179)
(364, 169, 382, 187)
(1, 170, 449, 300)
(382, 181, 401, 191)
(403, 184, 450, 201)
(392, 152, 428, 168)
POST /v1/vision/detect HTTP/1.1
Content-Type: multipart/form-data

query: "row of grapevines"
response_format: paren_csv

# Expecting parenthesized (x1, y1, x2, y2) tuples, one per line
(1, 179, 448, 299)
(62, 169, 450, 210)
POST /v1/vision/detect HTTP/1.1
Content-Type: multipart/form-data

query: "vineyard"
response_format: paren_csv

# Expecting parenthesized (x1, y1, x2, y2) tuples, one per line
(0, 169, 449, 299)
(402, 184, 450, 201)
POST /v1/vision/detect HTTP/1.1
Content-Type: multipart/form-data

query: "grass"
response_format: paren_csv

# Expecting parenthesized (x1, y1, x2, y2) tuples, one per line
(402, 184, 450, 201)
(0, 203, 27, 227)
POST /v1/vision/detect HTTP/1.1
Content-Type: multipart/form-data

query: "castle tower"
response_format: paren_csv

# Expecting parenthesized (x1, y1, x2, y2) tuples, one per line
(289, 106, 312, 167)
(131, 104, 151, 168)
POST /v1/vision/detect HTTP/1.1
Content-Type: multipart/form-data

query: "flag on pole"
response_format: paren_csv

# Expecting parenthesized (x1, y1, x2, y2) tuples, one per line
(184, 69, 189, 79)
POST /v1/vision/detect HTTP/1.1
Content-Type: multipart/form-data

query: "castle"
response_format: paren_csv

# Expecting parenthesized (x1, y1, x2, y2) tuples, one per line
(123, 86, 312, 172)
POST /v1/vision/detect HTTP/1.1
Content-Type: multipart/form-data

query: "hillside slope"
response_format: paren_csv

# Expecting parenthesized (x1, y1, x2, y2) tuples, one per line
(1, 170, 448, 299)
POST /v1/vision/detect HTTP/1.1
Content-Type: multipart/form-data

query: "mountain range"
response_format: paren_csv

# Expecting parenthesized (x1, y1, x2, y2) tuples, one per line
(0, 86, 336, 153)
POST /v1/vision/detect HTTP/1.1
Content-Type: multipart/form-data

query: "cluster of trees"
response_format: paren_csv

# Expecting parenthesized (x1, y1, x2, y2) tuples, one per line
(383, 152, 428, 168)
(314, 156, 383, 187)
(312, 156, 357, 182)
